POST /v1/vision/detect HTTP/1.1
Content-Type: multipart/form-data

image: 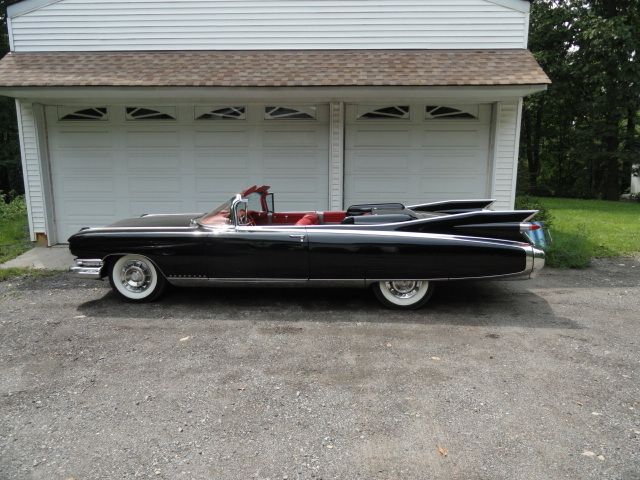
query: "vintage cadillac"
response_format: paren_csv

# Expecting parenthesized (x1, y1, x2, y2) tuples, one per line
(68, 185, 546, 309)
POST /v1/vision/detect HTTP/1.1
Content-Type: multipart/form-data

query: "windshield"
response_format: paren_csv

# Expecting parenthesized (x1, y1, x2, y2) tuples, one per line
(198, 197, 234, 226)
(197, 187, 270, 227)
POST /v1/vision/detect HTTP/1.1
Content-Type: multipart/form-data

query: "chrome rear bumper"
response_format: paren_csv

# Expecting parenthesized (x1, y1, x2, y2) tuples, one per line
(70, 258, 103, 279)
(525, 246, 546, 277)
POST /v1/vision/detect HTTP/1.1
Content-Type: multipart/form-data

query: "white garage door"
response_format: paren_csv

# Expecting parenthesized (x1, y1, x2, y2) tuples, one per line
(46, 104, 329, 241)
(345, 103, 492, 208)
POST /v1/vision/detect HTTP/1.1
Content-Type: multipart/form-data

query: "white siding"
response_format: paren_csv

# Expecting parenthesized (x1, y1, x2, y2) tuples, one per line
(329, 102, 344, 211)
(491, 100, 521, 210)
(15, 100, 46, 238)
(10, 0, 529, 52)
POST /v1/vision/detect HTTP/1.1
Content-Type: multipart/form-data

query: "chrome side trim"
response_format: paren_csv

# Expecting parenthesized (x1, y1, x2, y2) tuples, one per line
(365, 271, 531, 285)
(140, 213, 203, 217)
(166, 278, 365, 288)
(76, 226, 197, 232)
(69, 258, 103, 279)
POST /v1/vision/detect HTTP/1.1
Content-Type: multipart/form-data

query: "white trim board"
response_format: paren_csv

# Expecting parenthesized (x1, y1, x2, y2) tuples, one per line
(32, 103, 57, 245)
(3, 85, 547, 105)
(14, 99, 36, 241)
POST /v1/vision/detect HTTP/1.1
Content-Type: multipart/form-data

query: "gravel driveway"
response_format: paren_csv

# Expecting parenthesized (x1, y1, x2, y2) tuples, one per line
(1, 258, 639, 480)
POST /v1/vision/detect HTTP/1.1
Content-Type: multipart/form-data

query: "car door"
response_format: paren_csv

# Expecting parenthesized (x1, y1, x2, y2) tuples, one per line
(205, 225, 309, 280)
(306, 227, 369, 280)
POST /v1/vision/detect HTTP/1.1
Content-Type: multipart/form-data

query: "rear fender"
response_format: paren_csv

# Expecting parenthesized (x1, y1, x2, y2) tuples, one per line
(395, 210, 540, 243)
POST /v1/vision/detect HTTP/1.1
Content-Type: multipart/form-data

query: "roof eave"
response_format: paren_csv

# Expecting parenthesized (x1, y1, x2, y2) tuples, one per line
(0, 84, 548, 104)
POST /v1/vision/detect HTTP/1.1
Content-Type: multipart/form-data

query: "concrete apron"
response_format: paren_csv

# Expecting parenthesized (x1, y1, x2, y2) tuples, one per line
(0, 246, 73, 270)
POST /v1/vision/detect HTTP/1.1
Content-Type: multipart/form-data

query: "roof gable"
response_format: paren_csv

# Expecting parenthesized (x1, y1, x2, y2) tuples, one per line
(7, 0, 531, 52)
(8, 0, 532, 18)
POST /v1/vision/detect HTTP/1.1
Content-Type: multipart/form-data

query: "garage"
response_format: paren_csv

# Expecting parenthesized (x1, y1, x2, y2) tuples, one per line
(46, 104, 330, 241)
(344, 103, 492, 207)
(2, 46, 549, 245)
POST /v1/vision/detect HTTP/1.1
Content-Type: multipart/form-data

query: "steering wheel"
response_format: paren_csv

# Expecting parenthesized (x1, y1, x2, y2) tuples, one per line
(237, 209, 256, 226)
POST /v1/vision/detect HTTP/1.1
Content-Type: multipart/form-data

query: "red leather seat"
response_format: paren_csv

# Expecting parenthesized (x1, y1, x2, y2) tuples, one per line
(295, 213, 320, 226)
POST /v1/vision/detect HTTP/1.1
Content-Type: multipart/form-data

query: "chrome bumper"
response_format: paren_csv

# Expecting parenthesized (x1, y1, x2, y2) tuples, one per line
(70, 258, 104, 279)
(525, 246, 546, 277)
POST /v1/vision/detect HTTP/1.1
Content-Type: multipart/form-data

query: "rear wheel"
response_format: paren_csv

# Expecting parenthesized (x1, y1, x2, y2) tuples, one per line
(108, 254, 167, 302)
(372, 280, 434, 310)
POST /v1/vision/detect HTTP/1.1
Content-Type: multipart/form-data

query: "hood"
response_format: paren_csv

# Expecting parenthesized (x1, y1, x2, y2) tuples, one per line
(107, 213, 202, 228)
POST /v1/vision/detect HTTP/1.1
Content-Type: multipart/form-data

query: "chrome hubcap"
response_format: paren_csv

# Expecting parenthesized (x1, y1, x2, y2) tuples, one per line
(385, 281, 422, 299)
(120, 261, 152, 293)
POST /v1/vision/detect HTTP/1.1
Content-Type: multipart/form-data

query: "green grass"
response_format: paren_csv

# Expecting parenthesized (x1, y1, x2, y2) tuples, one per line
(0, 213, 32, 264)
(535, 197, 640, 268)
(0, 196, 37, 280)
(0, 267, 57, 282)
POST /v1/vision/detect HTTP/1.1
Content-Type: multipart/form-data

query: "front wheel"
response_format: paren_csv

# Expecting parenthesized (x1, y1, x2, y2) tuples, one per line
(372, 280, 434, 310)
(108, 254, 167, 302)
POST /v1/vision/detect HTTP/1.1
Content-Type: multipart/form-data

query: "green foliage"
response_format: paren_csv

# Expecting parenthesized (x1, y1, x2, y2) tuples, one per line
(0, 195, 31, 263)
(521, 0, 640, 200)
(546, 229, 593, 269)
(0, 193, 27, 220)
(515, 195, 554, 228)
(0, 4, 22, 194)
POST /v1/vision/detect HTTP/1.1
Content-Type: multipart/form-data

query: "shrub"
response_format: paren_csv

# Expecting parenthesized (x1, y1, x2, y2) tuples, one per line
(515, 195, 553, 228)
(0, 194, 27, 221)
(545, 229, 592, 269)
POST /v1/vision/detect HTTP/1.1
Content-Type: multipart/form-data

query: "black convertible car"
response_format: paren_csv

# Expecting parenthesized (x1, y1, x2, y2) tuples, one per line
(69, 185, 546, 309)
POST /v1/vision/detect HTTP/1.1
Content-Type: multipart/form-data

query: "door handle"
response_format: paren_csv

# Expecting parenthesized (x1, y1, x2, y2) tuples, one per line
(289, 234, 306, 242)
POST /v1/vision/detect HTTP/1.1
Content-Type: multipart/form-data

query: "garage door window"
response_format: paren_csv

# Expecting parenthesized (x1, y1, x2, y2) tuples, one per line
(357, 105, 410, 120)
(425, 106, 477, 120)
(126, 106, 176, 121)
(58, 107, 108, 121)
(195, 106, 246, 120)
(264, 106, 317, 120)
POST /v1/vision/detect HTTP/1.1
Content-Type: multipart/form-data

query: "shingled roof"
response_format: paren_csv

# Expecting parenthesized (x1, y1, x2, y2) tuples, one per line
(0, 49, 549, 88)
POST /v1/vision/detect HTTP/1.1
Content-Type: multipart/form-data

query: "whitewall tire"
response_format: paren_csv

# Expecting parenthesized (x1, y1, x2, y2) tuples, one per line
(372, 280, 434, 310)
(108, 254, 167, 302)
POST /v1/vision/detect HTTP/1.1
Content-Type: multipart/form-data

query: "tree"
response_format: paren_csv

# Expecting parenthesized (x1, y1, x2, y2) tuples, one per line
(0, 0, 21, 197)
(520, 0, 640, 200)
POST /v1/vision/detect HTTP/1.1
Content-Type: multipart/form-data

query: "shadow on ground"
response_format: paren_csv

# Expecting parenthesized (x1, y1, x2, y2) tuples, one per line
(74, 279, 579, 330)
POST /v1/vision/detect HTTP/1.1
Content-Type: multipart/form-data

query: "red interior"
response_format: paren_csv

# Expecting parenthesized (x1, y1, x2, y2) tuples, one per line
(202, 186, 348, 226)
(259, 210, 346, 226)
(252, 185, 346, 225)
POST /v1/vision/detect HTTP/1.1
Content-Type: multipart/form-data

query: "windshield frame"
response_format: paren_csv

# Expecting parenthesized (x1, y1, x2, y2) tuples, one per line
(196, 194, 239, 228)
(197, 188, 273, 228)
